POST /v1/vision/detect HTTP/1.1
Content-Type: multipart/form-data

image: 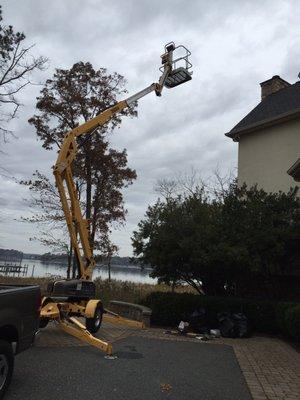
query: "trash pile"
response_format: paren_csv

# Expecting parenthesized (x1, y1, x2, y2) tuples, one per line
(217, 311, 249, 338)
(165, 308, 250, 340)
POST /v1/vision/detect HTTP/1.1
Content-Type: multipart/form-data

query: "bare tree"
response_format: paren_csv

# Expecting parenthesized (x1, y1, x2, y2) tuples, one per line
(208, 167, 237, 200)
(176, 167, 206, 195)
(20, 171, 85, 278)
(155, 167, 205, 199)
(154, 167, 236, 200)
(20, 171, 68, 254)
(154, 178, 178, 200)
(99, 235, 118, 282)
(0, 5, 47, 141)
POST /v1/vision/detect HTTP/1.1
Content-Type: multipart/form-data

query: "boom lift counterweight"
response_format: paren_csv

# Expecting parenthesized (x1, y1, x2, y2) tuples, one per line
(40, 43, 192, 355)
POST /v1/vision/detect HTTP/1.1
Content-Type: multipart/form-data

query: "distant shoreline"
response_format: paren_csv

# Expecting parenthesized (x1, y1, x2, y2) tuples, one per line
(0, 250, 151, 270)
(22, 257, 153, 271)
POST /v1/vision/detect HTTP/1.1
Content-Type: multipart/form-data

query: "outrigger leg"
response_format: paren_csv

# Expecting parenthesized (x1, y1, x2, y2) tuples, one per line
(40, 300, 145, 356)
(59, 317, 113, 355)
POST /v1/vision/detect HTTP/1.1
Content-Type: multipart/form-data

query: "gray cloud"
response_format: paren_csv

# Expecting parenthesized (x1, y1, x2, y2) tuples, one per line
(0, 0, 300, 255)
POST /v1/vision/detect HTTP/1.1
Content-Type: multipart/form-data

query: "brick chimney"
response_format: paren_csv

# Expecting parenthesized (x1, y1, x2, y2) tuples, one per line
(260, 75, 290, 101)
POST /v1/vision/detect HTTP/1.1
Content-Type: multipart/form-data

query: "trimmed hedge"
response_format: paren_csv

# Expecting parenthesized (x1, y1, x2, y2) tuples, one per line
(285, 305, 300, 342)
(275, 302, 297, 335)
(141, 292, 300, 339)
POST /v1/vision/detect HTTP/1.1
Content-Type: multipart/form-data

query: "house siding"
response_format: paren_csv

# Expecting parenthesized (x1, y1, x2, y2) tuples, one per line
(237, 118, 300, 193)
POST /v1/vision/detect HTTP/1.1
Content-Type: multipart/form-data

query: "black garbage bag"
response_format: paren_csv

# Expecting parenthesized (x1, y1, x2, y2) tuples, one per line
(232, 313, 249, 338)
(188, 308, 209, 334)
(218, 312, 249, 338)
(218, 312, 236, 338)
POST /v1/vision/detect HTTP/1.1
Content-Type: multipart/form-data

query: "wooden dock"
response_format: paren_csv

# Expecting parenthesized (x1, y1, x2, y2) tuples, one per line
(0, 264, 28, 276)
(0, 250, 30, 277)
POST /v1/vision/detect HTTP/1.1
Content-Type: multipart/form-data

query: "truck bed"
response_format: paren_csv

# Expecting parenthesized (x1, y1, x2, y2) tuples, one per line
(0, 283, 41, 353)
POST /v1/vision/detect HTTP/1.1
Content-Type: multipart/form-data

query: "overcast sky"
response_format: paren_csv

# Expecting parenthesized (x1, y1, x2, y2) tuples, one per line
(0, 0, 299, 256)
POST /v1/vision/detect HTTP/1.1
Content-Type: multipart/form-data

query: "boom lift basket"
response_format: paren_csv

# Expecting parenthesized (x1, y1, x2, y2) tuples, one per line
(160, 43, 192, 88)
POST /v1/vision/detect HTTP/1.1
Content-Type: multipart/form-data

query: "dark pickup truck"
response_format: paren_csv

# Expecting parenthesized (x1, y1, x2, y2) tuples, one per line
(0, 284, 41, 398)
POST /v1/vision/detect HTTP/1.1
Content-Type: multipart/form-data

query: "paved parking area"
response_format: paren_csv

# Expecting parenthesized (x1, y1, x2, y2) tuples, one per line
(7, 322, 300, 400)
(137, 330, 300, 400)
(7, 336, 251, 400)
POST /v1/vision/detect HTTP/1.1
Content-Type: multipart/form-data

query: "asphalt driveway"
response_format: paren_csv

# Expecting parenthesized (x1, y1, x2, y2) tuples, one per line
(6, 336, 252, 400)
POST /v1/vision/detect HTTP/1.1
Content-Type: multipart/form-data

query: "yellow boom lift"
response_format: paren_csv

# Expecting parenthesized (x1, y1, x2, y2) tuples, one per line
(39, 42, 192, 355)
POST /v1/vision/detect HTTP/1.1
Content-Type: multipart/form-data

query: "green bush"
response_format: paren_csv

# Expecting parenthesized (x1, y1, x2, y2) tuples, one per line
(141, 292, 280, 333)
(284, 305, 300, 342)
(276, 302, 298, 335)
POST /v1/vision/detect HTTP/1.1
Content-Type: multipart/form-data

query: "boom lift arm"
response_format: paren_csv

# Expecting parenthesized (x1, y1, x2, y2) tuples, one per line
(54, 42, 192, 281)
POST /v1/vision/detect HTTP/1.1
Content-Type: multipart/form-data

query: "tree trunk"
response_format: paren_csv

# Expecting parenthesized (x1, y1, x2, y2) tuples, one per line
(85, 151, 92, 234)
(67, 240, 72, 279)
(171, 280, 176, 293)
(108, 257, 111, 282)
(90, 203, 98, 250)
(72, 249, 78, 279)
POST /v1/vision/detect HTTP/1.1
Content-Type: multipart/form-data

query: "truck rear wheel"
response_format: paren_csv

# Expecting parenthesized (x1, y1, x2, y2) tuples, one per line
(86, 304, 103, 334)
(0, 340, 14, 399)
(39, 297, 52, 329)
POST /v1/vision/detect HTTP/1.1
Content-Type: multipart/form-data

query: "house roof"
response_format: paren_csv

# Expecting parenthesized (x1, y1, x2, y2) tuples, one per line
(287, 158, 300, 182)
(226, 81, 300, 140)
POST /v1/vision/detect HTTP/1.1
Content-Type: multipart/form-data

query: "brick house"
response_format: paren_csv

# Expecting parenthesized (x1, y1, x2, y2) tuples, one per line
(226, 75, 300, 193)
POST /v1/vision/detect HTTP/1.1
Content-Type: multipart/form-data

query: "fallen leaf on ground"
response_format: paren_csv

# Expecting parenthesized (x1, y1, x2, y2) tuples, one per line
(160, 383, 172, 392)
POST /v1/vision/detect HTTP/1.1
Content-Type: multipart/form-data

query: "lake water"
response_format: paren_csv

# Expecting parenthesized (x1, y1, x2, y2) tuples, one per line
(21, 258, 157, 284)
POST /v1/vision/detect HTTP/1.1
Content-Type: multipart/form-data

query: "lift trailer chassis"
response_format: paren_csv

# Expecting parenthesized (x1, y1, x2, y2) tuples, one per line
(40, 297, 145, 356)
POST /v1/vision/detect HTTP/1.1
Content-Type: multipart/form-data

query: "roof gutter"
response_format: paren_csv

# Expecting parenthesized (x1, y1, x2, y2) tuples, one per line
(225, 108, 300, 142)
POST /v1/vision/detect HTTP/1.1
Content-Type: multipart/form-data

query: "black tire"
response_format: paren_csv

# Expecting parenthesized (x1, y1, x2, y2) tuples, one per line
(39, 297, 52, 329)
(39, 317, 49, 329)
(86, 304, 103, 334)
(0, 340, 14, 400)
